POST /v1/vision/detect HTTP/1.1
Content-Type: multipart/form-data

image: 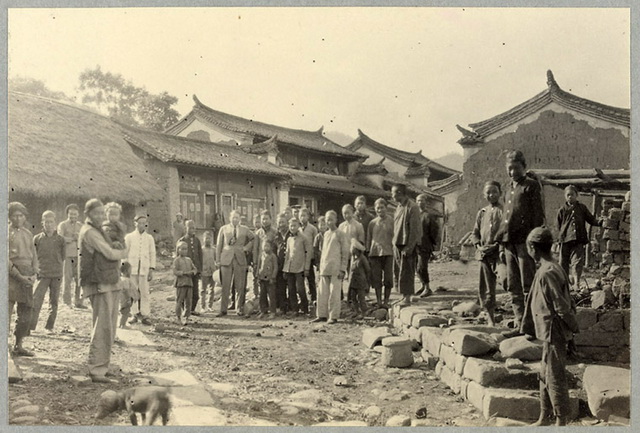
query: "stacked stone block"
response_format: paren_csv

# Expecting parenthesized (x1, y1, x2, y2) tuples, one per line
(383, 303, 580, 422)
(573, 308, 630, 363)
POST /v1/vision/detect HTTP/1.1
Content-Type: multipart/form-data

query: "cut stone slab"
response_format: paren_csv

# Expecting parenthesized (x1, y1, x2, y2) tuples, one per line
(420, 327, 444, 357)
(386, 415, 411, 426)
(449, 329, 497, 356)
(573, 330, 628, 347)
(313, 420, 368, 426)
(583, 365, 630, 421)
(362, 327, 392, 349)
(399, 306, 428, 326)
(575, 308, 598, 330)
(407, 326, 422, 347)
(116, 328, 158, 349)
(439, 344, 457, 368)
(170, 385, 215, 407)
(149, 369, 199, 387)
(505, 358, 526, 370)
(440, 365, 462, 394)
(412, 314, 448, 328)
(382, 344, 413, 368)
(592, 310, 623, 332)
(482, 389, 540, 421)
(170, 405, 227, 426)
(452, 301, 481, 316)
(499, 336, 543, 361)
(462, 357, 509, 386)
(8, 357, 22, 383)
(382, 336, 410, 347)
(466, 381, 486, 411)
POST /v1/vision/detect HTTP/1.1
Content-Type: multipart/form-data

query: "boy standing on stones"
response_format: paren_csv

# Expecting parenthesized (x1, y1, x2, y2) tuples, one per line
(367, 198, 394, 308)
(313, 210, 349, 324)
(415, 193, 440, 298)
(521, 227, 579, 426)
(470, 181, 503, 326)
(497, 150, 545, 327)
(8, 202, 39, 356)
(556, 185, 602, 291)
(30, 210, 65, 334)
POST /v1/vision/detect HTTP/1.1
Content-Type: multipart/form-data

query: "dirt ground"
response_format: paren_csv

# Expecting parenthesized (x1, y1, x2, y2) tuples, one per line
(6, 259, 600, 426)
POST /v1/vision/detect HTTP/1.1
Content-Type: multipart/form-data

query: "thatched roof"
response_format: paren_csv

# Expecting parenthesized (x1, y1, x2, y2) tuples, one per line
(8, 92, 164, 204)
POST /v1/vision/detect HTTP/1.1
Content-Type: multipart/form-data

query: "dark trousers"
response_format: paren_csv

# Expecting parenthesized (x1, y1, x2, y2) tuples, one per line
(370, 255, 393, 305)
(190, 275, 200, 312)
(62, 256, 81, 306)
(9, 301, 32, 341)
(539, 323, 571, 420)
(504, 242, 536, 323)
(394, 247, 417, 296)
(559, 241, 585, 288)
(416, 249, 432, 289)
(349, 284, 367, 314)
(306, 261, 317, 302)
(478, 257, 497, 313)
(276, 270, 288, 312)
(286, 272, 308, 314)
(30, 277, 62, 331)
(176, 286, 193, 320)
(259, 280, 277, 314)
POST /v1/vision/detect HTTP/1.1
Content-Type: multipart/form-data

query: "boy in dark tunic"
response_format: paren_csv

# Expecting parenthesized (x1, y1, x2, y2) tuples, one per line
(521, 227, 579, 426)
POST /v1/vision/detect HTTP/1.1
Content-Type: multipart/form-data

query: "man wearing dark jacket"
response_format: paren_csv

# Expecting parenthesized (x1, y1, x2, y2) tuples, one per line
(415, 194, 440, 297)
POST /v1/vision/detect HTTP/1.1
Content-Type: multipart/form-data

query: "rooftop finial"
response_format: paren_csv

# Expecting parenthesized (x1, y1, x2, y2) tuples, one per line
(547, 70, 559, 90)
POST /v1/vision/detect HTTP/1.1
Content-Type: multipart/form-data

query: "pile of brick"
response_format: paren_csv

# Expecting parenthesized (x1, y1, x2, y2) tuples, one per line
(572, 308, 630, 363)
(377, 304, 580, 422)
(597, 191, 631, 303)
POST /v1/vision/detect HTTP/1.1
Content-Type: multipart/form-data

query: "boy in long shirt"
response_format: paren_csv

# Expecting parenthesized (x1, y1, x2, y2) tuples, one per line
(200, 231, 216, 312)
(521, 227, 579, 426)
(57, 204, 84, 308)
(470, 181, 504, 326)
(30, 211, 65, 334)
(257, 241, 279, 318)
(415, 194, 440, 298)
(556, 185, 602, 291)
(9, 202, 39, 356)
(178, 220, 202, 316)
(299, 208, 318, 304)
(313, 210, 349, 324)
(282, 218, 311, 316)
(339, 204, 364, 304)
(274, 213, 291, 314)
(367, 198, 394, 308)
(497, 150, 545, 328)
(124, 214, 156, 325)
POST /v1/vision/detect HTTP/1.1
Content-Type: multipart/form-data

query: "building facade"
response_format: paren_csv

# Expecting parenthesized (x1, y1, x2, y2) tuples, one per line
(451, 70, 630, 244)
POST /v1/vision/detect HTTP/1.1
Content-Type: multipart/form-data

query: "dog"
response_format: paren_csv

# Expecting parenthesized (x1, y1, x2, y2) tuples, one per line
(95, 386, 171, 425)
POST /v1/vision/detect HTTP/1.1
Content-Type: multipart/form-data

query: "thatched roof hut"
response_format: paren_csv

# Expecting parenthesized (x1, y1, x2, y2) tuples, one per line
(8, 91, 164, 205)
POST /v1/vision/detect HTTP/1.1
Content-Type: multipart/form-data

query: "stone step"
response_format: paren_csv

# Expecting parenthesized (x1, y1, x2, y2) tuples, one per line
(116, 328, 159, 349)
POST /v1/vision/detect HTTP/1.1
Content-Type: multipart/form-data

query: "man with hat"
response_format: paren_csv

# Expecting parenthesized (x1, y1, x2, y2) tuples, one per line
(392, 183, 422, 306)
(124, 213, 157, 325)
(8, 202, 39, 356)
(78, 198, 128, 382)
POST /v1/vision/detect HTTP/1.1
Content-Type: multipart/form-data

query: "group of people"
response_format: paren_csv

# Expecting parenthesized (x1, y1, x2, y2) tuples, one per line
(8, 199, 157, 383)
(168, 187, 441, 325)
(469, 149, 600, 426)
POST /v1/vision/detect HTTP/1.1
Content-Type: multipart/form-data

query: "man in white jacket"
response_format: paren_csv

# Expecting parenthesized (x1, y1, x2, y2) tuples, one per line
(125, 214, 156, 325)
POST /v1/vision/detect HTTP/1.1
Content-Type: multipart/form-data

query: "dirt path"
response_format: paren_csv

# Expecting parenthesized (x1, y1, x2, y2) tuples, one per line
(9, 260, 504, 426)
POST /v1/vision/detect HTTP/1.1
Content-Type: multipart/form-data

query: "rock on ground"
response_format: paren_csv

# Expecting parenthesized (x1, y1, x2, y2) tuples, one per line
(363, 405, 382, 419)
(362, 327, 392, 349)
(386, 415, 411, 426)
(69, 376, 92, 386)
(448, 329, 497, 356)
(499, 336, 543, 361)
(583, 365, 630, 421)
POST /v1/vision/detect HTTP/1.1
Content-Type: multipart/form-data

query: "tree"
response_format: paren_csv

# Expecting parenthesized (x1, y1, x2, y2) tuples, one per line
(78, 66, 180, 131)
(9, 76, 71, 101)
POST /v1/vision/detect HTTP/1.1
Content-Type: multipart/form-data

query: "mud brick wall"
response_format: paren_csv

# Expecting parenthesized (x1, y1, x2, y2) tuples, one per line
(573, 308, 630, 363)
(450, 110, 630, 244)
(592, 194, 631, 295)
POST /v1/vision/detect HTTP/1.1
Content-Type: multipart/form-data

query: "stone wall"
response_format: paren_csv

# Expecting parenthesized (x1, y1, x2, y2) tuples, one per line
(450, 110, 630, 244)
(573, 308, 630, 363)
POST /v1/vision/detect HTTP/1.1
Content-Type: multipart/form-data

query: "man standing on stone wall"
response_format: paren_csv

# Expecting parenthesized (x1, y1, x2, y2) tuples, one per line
(58, 204, 84, 309)
(392, 183, 422, 307)
(415, 194, 440, 298)
(78, 199, 127, 382)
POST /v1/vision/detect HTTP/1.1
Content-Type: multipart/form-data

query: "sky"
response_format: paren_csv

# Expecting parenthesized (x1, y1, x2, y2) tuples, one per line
(7, 7, 630, 159)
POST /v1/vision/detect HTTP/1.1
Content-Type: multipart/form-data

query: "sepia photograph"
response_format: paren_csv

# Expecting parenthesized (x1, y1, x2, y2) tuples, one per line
(5, 5, 632, 428)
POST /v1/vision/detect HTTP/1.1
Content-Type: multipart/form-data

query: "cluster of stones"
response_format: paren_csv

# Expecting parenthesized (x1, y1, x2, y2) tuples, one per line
(10, 399, 43, 425)
(592, 191, 631, 301)
(572, 308, 630, 363)
(365, 304, 585, 423)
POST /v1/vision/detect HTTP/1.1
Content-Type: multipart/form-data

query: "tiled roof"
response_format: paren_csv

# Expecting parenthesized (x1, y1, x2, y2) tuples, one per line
(356, 159, 389, 175)
(429, 174, 464, 195)
(405, 163, 431, 178)
(459, 70, 630, 145)
(166, 96, 364, 159)
(347, 129, 460, 177)
(243, 135, 279, 155)
(282, 167, 387, 197)
(120, 123, 289, 178)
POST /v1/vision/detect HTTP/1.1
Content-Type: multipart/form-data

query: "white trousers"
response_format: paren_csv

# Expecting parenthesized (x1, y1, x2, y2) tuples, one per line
(130, 274, 150, 317)
(317, 275, 342, 320)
